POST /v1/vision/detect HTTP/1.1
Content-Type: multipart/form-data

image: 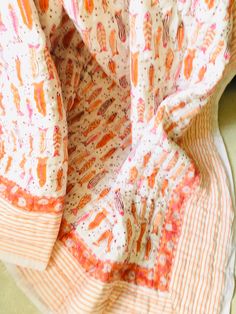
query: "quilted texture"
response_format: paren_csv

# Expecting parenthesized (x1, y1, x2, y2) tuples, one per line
(0, 1, 235, 313)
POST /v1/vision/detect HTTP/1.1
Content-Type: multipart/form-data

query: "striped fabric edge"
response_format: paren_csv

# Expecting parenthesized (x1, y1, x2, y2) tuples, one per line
(168, 100, 231, 314)
(0, 197, 62, 271)
(5, 241, 174, 314)
(169, 60, 236, 314)
(213, 10, 236, 311)
(212, 64, 236, 313)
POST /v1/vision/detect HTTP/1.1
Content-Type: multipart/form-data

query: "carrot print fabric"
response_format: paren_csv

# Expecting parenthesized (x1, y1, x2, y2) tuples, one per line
(0, 0, 236, 313)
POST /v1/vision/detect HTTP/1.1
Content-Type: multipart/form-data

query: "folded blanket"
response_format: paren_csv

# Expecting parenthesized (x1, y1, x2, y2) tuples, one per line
(0, 0, 235, 313)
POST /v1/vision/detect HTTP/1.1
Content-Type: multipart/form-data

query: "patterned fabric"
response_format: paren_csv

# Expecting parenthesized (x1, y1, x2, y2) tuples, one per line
(0, 0, 235, 313)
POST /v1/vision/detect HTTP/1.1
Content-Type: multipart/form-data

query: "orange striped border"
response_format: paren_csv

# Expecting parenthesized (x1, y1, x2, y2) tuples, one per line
(7, 241, 174, 313)
(0, 197, 62, 270)
(58, 162, 199, 292)
(4, 102, 235, 313)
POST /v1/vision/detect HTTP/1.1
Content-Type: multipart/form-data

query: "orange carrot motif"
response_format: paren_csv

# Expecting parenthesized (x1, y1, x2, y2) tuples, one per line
(56, 168, 63, 191)
(126, 218, 133, 247)
(94, 230, 113, 252)
(79, 170, 96, 186)
(145, 237, 152, 259)
(88, 209, 107, 230)
(15, 57, 23, 85)
(100, 147, 117, 162)
(109, 29, 118, 56)
(131, 52, 139, 87)
(82, 81, 94, 94)
(38, 0, 49, 13)
(73, 150, 89, 164)
(204, 0, 214, 9)
(17, 0, 33, 29)
(165, 48, 174, 78)
(0, 93, 6, 115)
(152, 211, 163, 234)
(131, 200, 138, 225)
(106, 112, 117, 124)
(0, 142, 5, 160)
(148, 167, 159, 188)
(87, 87, 102, 103)
(84, 0, 94, 14)
(197, 65, 207, 82)
(78, 157, 96, 175)
(37, 157, 47, 187)
(153, 106, 164, 130)
(65, 59, 74, 86)
(149, 64, 154, 91)
(83, 119, 101, 137)
(88, 99, 102, 113)
(184, 49, 195, 79)
(19, 155, 26, 170)
(98, 187, 111, 199)
(143, 12, 152, 51)
(108, 59, 116, 74)
(143, 152, 151, 168)
(154, 26, 162, 59)
(5, 156, 12, 173)
(11, 83, 23, 115)
(96, 132, 115, 148)
(34, 81, 46, 116)
(136, 223, 146, 253)
(161, 178, 168, 196)
(129, 166, 138, 184)
(177, 22, 184, 51)
(78, 194, 92, 209)
(66, 183, 74, 194)
(97, 22, 107, 51)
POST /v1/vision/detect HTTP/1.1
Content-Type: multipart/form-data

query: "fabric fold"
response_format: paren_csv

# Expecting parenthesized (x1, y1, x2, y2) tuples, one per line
(0, 0, 68, 270)
(0, 0, 235, 313)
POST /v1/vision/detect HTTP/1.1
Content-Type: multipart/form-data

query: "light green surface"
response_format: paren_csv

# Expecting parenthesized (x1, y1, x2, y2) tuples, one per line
(0, 81, 236, 314)
(0, 262, 39, 314)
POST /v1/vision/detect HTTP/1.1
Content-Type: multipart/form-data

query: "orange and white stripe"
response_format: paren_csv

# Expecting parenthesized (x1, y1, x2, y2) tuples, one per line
(7, 241, 174, 313)
(5, 99, 235, 313)
(0, 197, 62, 270)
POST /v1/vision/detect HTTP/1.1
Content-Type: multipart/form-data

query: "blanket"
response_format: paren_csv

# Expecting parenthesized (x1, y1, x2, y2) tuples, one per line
(0, 0, 235, 313)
